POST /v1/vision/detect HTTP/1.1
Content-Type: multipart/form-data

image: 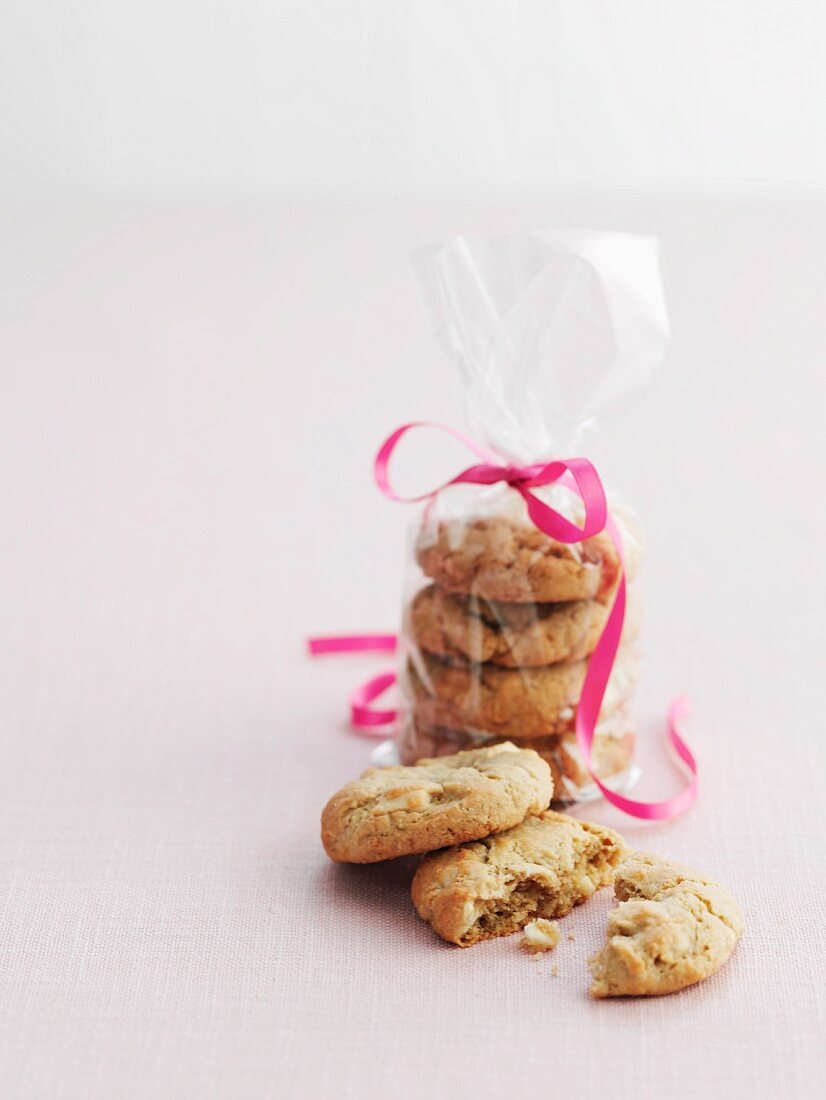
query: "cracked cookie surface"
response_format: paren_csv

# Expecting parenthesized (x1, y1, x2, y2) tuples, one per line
(416, 516, 624, 604)
(408, 584, 640, 668)
(589, 853, 744, 997)
(411, 810, 625, 945)
(321, 743, 552, 864)
(408, 647, 639, 738)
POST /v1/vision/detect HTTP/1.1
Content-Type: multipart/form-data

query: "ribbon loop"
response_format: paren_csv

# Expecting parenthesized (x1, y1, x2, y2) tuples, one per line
(374, 422, 608, 546)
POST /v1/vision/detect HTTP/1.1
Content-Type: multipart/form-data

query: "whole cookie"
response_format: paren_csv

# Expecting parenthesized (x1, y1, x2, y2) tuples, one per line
(416, 516, 623, 604)
(320, 743, 552, 864)
(412, 810, 625, 946)
(397, 719, 635, 803)
(408, 584, 640, 668)
(407, 648, 639, 739)
(589, 853, 744, 997)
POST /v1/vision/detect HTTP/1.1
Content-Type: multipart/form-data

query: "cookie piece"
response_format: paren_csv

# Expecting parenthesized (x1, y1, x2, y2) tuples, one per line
(408, 584, 640, 668)
(416, 516, 622, 604)
(397, 720, 635, 803)
(411, 810, 625, 946)
(589, 853, 744, 997)
(320, 743, 552, 864)
(522, 919, 561, 953)
(407, 648, 639, 739)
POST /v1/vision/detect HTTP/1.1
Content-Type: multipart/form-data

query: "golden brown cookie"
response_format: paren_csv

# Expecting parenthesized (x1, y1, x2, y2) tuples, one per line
(320, 743, 552, 864)
(397, 719, 635, 803)
(408, 584, 640, 668)
(416, 516, 622, 604)
(589, 853, 744, 997)
(411, 810, 625, 946)
(407, 648, 639, 739)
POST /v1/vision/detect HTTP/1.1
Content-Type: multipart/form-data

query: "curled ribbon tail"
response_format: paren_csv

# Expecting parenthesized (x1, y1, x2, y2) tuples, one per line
(306, 634, 400, 737)
(349, 670, 399, 735)
(574, 517, 699, 820)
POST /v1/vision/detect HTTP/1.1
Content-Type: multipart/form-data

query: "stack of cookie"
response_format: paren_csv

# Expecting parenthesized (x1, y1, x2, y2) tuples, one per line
(399, 513, 642, 802)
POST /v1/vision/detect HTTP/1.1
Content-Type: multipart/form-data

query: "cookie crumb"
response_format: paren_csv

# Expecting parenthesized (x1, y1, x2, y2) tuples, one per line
(550, 964, 559, 976)
(522, 919, 561, 953)
(567, 932, 576, 941)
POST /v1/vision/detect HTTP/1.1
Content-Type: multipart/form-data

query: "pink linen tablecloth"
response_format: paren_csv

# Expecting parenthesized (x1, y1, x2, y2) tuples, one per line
(0, 196, 823, 1099)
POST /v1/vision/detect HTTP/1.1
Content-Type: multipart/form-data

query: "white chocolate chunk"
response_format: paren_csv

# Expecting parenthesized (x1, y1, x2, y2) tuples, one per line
(522, 919, 562, 952)
(371, 786, 439, 815)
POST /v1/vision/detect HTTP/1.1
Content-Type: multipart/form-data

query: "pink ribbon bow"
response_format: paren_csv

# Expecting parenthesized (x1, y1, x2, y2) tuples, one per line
(309, 422, 698, 821)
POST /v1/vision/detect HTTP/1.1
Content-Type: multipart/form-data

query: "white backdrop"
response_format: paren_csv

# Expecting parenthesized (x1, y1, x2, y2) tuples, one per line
(2, 0, 825, 196)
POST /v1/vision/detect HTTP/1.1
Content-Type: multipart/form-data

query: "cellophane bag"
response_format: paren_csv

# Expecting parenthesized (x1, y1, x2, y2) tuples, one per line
(396, 232, 670, 805)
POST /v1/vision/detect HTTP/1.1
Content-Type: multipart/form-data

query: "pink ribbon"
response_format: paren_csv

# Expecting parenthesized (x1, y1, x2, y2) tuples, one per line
(306, 634, 399, 735)
(309, 422, 698, 820)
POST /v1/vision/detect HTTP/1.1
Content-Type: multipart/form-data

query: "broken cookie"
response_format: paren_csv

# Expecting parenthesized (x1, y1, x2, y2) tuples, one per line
(411, 810, 624, 946)
(589, 853, 744, 996)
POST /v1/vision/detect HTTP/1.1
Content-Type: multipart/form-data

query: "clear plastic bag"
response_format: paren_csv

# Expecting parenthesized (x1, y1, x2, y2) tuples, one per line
(396, 232, 669, 804)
